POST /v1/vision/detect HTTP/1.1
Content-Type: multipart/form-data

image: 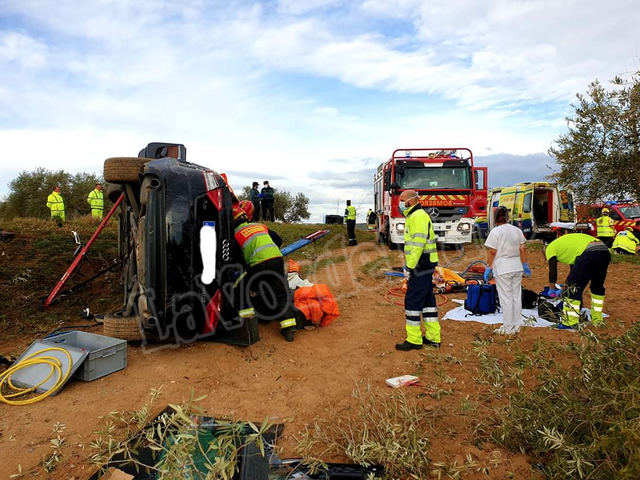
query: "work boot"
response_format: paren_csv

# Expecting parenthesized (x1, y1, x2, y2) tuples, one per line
(281, 327, 295, 342)
(395, 340, 422, 351)
(422, 336, 441, 347)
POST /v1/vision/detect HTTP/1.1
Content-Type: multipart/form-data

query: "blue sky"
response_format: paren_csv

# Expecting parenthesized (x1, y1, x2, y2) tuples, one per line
(1, 0, 639, 221)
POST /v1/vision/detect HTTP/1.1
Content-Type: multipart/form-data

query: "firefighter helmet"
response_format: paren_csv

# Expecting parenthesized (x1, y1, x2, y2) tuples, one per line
(602, 207, 610, 214)
(232, 204, 246, 220)
(238, 200, 255, 221)
(626, 226, 634, 233)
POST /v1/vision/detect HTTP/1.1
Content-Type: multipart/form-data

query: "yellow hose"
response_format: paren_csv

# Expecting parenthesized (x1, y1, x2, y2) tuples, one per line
(0, 347, 73, 405)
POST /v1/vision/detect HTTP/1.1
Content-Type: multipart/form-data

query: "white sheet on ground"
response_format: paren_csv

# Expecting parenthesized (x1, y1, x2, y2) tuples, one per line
(443, 299, 605, 328)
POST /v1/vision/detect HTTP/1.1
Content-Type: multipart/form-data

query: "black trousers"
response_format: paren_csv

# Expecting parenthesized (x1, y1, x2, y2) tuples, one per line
(252, 201, 261, 221)
(261, 200, 274, 221)
(246, 258, 295, 324)
(346, 219, 356, 243)
(566, 248, 611, 300)
(598, 236, 614, 248)
(405, 267, 437, 315)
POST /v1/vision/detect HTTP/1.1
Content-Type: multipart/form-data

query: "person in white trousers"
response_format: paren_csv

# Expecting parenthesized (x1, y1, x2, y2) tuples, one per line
(483, 207, 532, 334)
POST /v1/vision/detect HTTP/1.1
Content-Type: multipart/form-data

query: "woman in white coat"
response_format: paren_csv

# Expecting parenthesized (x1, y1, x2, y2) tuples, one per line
(483, 207, 532, 334)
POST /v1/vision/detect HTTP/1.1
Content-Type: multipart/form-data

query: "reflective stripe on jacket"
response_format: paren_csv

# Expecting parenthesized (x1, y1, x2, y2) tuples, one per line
(344, 205, 356, 220)
(234, 222, 283, 266)
(87, 189, 104, 211)
(46, 192, 65, 220)
(596, 216, 615, 237)
(403, 205, 438, 268)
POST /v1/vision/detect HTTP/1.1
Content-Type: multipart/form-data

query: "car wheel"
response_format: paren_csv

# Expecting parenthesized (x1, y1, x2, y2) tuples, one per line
(104, 157, 153, 183)
(103, 312, 143, 342)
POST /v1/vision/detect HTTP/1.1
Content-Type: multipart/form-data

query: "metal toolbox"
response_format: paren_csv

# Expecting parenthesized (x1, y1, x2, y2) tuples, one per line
(44, 331, 127, 381)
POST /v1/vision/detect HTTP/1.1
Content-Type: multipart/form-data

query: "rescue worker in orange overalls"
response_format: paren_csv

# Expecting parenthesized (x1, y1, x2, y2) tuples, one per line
(233, 200, 298, 341)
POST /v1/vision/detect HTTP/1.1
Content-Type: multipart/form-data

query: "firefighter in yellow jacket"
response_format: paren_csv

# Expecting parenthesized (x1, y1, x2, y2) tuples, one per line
(87, 183, 104, 219)
(395, 189, 440, 351)
(596, 208, 615, 247)
(233, 200, 298, 342)
(344, 200, 357, 246)
(46, 186, 65, 225)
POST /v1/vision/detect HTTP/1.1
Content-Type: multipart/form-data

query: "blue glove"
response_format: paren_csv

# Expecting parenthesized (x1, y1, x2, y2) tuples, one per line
(549, 288, 563, 298)
(483, 267, 493, 282)
(522, 262, 532, 277)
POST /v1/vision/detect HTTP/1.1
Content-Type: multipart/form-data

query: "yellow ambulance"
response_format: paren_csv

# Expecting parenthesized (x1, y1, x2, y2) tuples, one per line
(487, 182, 575, 239)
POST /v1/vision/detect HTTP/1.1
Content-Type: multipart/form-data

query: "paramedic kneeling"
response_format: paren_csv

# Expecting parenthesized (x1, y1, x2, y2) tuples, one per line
(544, 233, 610, 329)
(233, 201, 298, 342)
(395, 190, 440, 351)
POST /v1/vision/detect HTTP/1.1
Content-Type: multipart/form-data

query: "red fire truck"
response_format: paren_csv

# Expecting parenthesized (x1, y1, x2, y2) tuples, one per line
(374, 148, 488, 248)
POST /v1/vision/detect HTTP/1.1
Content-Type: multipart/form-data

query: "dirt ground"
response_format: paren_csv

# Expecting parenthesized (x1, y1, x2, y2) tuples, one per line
(1, 237, 639, 479)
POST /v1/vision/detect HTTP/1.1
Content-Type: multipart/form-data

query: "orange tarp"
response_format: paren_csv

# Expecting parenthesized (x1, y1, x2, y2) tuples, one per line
(294, 284, 340, 327)
(433, 266, 466, 287)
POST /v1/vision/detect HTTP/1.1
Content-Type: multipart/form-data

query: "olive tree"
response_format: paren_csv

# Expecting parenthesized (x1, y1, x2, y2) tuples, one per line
(548, 70, 640, 202)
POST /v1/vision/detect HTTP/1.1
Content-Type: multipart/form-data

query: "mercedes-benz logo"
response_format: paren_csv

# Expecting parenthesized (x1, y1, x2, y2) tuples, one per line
(427, 207, 439, 218)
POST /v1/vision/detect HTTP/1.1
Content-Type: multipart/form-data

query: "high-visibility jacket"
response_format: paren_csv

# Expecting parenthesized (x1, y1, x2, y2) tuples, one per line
(46, 191, 65, 220)
(344, 205, 356, 221)
(403, 204, 438, 268)
(234, 222, 282, 266)
(612, 230, 638, 254)
(87, 188, 104, 218)
(545, 233, 599, 265)
(596, 216, 615, 237)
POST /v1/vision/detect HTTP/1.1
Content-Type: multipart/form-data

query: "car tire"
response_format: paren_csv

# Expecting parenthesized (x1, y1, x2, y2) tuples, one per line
(103, 312, 143, 342)
(104, 157, 153, 183)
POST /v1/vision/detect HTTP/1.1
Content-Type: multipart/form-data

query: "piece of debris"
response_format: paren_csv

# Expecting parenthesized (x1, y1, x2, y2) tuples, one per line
(385, 374, 420, 388)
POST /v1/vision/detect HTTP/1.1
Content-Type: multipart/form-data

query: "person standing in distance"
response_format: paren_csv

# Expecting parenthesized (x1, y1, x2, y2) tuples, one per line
(344, 200, 357, 246)
(46, 186, 65, 227)
(261, 181, 275, 221)
(250, 182, 261, 222)
(596, 207, 615, 248)
(483, 206, 532, 335)
(395, 190, 440, 351)
(87, 183, 104, 220)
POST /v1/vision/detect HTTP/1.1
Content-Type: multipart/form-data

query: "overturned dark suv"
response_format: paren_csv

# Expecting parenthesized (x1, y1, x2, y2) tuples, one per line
(104, 142, 257, 345)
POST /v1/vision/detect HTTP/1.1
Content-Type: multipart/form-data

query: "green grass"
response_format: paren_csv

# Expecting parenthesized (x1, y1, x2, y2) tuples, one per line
(263, 222, 374, 262)
(610, 251, 640, 264)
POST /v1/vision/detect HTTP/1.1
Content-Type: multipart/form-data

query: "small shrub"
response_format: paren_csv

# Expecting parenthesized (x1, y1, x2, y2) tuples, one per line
(494, 324, 640, 479)
(296, 385, 433, 479)
(90, 389, 273, 480)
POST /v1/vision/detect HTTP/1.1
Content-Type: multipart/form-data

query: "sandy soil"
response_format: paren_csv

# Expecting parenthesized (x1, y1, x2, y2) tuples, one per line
(1, 239, 638, 479)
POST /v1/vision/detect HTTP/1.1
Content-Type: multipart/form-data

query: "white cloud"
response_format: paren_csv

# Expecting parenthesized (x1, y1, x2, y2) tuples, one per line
(0, 32, 48, 68)
(277, 0, 345, 15)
